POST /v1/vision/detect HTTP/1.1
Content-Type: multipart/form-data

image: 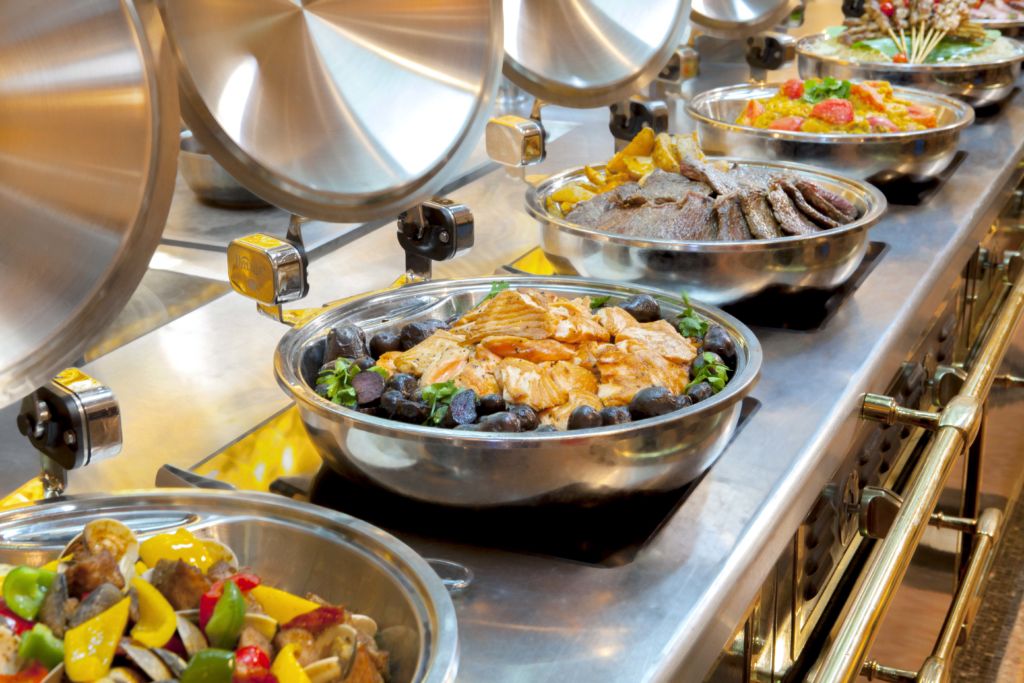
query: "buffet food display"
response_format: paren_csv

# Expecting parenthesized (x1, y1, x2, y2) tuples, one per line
(971, 0, 1024, 22)
(0, 519, 389, 683)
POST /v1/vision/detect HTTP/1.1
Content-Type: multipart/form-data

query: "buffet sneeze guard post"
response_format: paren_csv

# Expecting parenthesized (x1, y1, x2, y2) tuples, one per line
(15, 369, 122, 498)
(227, 200, 475, 327)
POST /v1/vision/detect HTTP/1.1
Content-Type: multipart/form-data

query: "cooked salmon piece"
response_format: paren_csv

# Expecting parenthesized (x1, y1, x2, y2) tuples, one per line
(594, 306, 640, 337)
(618, 339, 689, 394)
(479, 336, 576, 363)
(375, 351, 401, 376)
(394, 330, 467, 377)
(574, 341, 603, 373)
(451, 290, 557, 343)
(616, 320, 697, 366)
(547, 360, 598, 395)
(595, 340, 689, 405)
(539, 391, 604, 430)
(420, 344, 473, 385)
(455, 360, 501, 396)
(495, 358, 568, 411)
(548, 298, 611, 343)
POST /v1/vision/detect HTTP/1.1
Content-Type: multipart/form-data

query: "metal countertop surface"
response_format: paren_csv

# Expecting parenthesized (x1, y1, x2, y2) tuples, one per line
(42, 92, 1024, 681)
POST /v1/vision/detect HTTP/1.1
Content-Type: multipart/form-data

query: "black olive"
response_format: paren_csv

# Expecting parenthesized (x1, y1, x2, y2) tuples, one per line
(628, 386, 680, 420)
(385, 373, 419, 398)
(507, 404, 539, 431)
(675, 394, 694, 409)
(393, 399, 430, 424)
(702, 325, 737, 369)
(399, 320, 448, 351)
(325, 323, 367, 362)
(351, 371, 385, 405)
(534, 424, 559, 433)
(689, 351, 724, 379)
(567, 405, 603, 430)
(442, 390, 478, 428)
(685, 381, 715, 403)
(478, 412, 522, 432)
(368, 331, 402, 359)
(355, 357, 377, 371)
(619, 294, 661, 323)
(599, 406, 632, 426)
(478, 393, 507, 415)
(379, 389, 403, 417)
(409, 388, 424, 404)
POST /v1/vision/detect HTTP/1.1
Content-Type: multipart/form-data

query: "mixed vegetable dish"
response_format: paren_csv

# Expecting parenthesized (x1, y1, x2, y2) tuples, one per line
(312, 284, 738, 432)
(735, 78, 938, 133)
(0, 520, 389, 683)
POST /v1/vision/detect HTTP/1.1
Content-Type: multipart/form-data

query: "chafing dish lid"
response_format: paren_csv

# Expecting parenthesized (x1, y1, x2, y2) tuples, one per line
(690, 0, 792, 38)
(157, 0, 503, 222)
(502, 0, 690, 108)
(0, 1, 178, 408)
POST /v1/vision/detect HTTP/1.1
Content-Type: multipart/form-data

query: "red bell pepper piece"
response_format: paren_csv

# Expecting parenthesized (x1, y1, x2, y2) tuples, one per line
(0, 600, 35, 635)
(200, 573, 261, 630)
(0, 664, 48, 683)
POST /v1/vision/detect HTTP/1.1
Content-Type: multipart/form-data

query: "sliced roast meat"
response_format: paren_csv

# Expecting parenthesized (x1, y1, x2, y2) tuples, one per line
(564, 192, 617, 228)
(639, 169, 712, 203)
(713, 194, 752, 241)
(779, 179, 841, 228)
(738, 190, 782, 239)
(675, 193, 717, 240)
(793, 180, 858, 222)
(767, 185, 819, 236)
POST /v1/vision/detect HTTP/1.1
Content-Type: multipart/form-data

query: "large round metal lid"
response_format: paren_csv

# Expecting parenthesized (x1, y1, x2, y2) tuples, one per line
(158, 0, 503, 223)
(690, 0, 792, 38)
(0, 1, 179, 408)
(502, 0, 691, 108)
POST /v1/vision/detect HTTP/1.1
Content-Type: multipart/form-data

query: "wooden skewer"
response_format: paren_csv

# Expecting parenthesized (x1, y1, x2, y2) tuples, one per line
(914, 26, 930, 63)
(921, 28, 947, 63)
(899, 27, 910, 57)
(910, 23, 920, 63)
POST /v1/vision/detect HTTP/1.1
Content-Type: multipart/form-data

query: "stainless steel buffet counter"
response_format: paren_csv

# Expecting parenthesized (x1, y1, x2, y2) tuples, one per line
(10, 90, 1023, 680)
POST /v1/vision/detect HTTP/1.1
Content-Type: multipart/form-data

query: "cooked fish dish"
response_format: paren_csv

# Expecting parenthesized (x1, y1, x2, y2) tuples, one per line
(312, 284, 737, 432)
(545, 129, 861, 243)
(0, 519, 389, 683)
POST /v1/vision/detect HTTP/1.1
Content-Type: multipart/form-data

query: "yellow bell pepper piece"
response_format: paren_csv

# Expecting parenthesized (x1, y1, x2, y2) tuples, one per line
(140, 528, 213, 571)
(250, 585, 319, 625)
(620, 127, 655, 156)
(130, 578, 176, 648)
(64, 597, 130, 682)
(135, 561, 148, 576)
(271, 644, 311, 683)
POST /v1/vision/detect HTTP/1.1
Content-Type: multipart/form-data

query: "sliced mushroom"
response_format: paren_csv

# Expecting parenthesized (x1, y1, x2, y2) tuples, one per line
(326, 624, 359, 678)
(348, 614, 377, 638)
(122, 640, 173, 681)
(175, 613, 208, 657)
(303, 657, 342, 683)
(243, 612, 278, 640)
(153, 649, 189, 678)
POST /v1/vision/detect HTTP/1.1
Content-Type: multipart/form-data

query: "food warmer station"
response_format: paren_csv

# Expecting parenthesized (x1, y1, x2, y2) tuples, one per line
(3, 1, 1024, 682)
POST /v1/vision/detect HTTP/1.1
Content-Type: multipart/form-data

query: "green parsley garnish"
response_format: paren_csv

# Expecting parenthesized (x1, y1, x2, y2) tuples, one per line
(316, 358, 361, 407)
(590, 295, 611, 310)
(421, 381, 460, 425)
(802, 77, 851, 104)
(687, 352, 730, 394)
(482, 281, 510, 302)
(675, 294, 709, 339)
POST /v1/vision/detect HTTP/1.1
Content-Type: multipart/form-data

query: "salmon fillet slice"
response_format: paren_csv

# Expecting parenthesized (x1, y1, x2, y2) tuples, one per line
(616, 320, 697, 366)
(547, 360, 599, 396)
(594, 306, 640, 337)
(548, 298, 611, 343)
(595, 340, 690, 405)
(451, 290, 557, 343)
(394, 330, 467, 377)
(375, 351, 401, 376)
(540, 391, 604, 430)
(495, 358, 568, 411)
(420, 344, 472, 385)
(479, 335, 577, 363)
(455, 360, 500, 396)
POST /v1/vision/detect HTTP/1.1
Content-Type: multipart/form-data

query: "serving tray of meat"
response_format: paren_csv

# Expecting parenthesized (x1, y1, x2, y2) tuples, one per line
(527, 130, 886, 306)
(274, 276, 761, 507)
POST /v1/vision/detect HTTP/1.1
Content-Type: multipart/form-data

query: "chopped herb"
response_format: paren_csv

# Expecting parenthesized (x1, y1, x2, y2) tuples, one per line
(368, 366, 389, 379)
(802, 77, 851, 104)
(687, 352, 730, 394)
(317, 358, 388, 407)
(675, 294, 709, 339)
(482, 281, 510, 302)
(590, 295, 611, 310)
(421, 381, 460, 425)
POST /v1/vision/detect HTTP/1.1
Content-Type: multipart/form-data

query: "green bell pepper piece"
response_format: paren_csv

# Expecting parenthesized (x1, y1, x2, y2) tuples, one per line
(204, 580, 245, 650)
(181, 648, 235, 683)
(18, 623, 64, 669)
(2, 566, 55, 620)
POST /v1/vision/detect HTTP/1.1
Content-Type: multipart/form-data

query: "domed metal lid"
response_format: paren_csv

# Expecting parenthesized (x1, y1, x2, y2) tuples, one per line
(0, 1, 179, 408)
(502, 0, 690, 108)
(158, 0, 503, 223)
(690, 0, 793, 38)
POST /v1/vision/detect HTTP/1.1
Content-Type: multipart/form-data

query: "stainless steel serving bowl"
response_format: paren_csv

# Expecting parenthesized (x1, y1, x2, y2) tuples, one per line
(275, 277, 762, 507)
(527, 161, 887, 306)
(687, 83, 974, 183)
(0, 490, 459, 683)
(179, 130, 271, 208)
(796, 33, 1024, 108)
(975, 18, 1024, 39)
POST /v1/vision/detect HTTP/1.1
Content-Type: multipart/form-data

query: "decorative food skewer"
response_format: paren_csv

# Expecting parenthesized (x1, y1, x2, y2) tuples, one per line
(841, 0, 989, 63)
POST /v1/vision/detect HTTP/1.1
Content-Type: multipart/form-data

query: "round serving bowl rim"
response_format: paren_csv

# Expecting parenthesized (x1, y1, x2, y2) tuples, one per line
(974, 17, 1024, 31)
(795, 32, 1024, 73)
(685, 81, 975, 144)
(0, 489, 460, 683)
(275, 276, 762, 444)
(525, 158, 887, 251)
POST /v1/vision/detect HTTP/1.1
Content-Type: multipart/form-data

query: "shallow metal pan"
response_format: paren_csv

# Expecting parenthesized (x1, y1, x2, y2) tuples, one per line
(975, 17, 1024, 38)
(526, 161, 887, 306)
(274, 276, 762, 508)
(0, 490, 459, 683)
(687, 82, 974, 183)
(796, 33, 1024, 108)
